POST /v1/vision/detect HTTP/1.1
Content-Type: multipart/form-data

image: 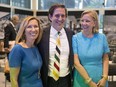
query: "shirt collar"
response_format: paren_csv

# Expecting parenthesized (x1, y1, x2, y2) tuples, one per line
(10, 21, 15, 28)
(51, 26, 65, 36)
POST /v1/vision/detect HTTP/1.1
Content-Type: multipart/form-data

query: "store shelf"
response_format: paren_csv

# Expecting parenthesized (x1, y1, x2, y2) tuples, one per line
(0, 5, 10, 12)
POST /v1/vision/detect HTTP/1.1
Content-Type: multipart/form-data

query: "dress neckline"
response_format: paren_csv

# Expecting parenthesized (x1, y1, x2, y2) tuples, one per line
(82, 32, 94, 39)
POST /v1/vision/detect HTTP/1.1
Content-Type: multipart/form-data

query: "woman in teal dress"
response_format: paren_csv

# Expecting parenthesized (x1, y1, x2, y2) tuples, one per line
(9, 16, 43, 87)
(72, 10, 110, 87)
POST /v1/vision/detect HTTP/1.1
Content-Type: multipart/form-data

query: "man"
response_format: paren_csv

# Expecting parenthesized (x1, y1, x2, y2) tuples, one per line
(38, 4, 73, 87)
(4, 15, 19, 52)
(4, 15, 19, 82)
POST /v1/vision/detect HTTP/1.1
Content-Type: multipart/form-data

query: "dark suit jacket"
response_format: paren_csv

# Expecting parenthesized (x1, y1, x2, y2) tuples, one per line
(38, 26, 74, 87)
(4, 22, 16, 48)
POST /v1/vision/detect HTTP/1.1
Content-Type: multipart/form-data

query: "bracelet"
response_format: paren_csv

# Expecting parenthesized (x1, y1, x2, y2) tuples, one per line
(102, 75, 108, 81)
(85, 78, 92, 84)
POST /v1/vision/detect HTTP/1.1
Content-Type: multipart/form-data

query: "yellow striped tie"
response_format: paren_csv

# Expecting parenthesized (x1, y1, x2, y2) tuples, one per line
(52, 32, 61, 81)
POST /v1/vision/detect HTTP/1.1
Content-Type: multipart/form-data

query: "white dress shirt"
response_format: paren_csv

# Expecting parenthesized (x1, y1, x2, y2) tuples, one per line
(48, 26, 70, 77)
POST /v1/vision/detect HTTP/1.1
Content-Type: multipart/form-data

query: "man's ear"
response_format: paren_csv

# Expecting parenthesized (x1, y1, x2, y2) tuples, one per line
(48, 14, 52, 22)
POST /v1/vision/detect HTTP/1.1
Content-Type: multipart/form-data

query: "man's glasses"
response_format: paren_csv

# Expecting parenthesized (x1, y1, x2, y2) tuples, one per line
(54, 14, 66, 18)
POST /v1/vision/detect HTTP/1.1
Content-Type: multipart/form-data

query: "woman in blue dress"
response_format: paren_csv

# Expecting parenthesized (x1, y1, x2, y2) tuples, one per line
(9, 16, 43, 87)
(72, 10, 110, 87)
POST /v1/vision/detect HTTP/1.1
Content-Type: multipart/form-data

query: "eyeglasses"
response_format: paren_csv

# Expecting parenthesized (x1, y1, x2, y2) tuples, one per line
(26, 25, 39, 29)
(54, 14, 66, 18)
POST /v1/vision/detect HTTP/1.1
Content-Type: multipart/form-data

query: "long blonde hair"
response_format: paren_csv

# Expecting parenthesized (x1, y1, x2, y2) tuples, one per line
(15, 16, 42, 45)
(81, 10, 99, 34)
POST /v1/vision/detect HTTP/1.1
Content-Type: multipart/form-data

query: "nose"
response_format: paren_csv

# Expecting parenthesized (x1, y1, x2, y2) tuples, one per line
(58, 16, 63, 21)
(31, 27, 37, 30)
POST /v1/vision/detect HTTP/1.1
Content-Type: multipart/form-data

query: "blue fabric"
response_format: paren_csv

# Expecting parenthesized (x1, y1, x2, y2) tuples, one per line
(9, 44, 43, 87)
(72, 32, 110, 87)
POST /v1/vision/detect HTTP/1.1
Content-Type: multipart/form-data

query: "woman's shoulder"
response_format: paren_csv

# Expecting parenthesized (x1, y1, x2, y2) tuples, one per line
(11, 44, 23, 52)
(9, 44, 23, 57)
(95, 33, 106, 38)
(13, 44, 21, 48)
(73, 32, 82, 37)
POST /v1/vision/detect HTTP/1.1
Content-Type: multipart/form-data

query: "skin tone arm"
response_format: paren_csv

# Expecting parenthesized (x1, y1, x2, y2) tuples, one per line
(74, 54, 97, 87)
(97, 54, 109, 87)
(10, 67, 20, 87)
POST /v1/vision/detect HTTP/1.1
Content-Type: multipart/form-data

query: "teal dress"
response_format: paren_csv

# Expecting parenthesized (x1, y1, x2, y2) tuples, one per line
(9, 44, 43, 87)
(72, 32, 110, 87)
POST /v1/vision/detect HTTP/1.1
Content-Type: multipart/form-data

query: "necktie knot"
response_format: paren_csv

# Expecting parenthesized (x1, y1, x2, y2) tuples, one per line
(58, 31, 61, 36)
(58, 31, 60, 34)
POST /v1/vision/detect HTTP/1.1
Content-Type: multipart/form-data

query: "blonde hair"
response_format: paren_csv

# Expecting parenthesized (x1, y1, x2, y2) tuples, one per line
(15, 16, 42, 45)
(81, 10, 99, 34)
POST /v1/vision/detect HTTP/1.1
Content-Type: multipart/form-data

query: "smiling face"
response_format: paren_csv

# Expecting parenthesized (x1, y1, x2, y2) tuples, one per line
(80, 14, 95, 33)
(49, 7, 66, 31)
(25, 19, 39, 42)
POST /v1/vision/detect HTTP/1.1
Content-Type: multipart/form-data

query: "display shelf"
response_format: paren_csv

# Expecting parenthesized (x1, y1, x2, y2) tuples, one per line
(105, 10, 116, 15)
(14, 8, 33, 15)
(0, 5, 10, 12)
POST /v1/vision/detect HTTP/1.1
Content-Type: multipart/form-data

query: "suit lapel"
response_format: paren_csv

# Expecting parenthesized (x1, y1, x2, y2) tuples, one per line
(43, 27, 50, 65)
(65, 28, 72, 48)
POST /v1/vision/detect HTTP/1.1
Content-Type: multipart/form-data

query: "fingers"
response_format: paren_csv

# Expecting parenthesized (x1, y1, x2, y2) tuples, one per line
(97, 85, 104, 87)
(100, 86, 104, 87)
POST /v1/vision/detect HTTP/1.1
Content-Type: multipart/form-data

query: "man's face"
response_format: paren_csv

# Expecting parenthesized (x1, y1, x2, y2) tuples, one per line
(49, 8, 66, 30)
(13, 17, 19, 25)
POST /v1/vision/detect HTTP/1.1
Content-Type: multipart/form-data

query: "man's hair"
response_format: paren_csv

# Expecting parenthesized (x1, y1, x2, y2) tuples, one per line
(48, 4, 67, 21)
